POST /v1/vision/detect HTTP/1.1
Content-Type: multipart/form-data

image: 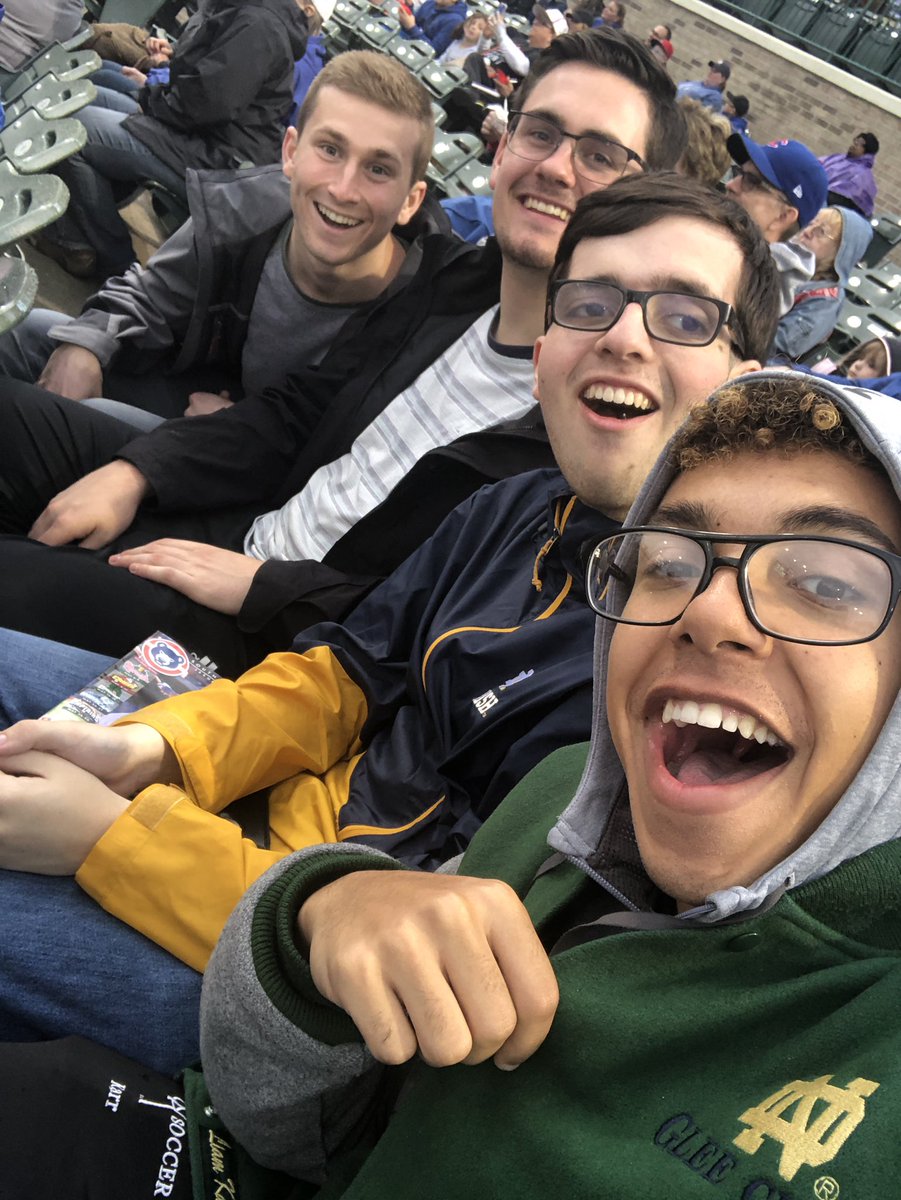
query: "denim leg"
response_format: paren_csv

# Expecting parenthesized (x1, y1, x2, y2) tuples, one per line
(92, 62, 142, 97)
(53, 107, 187, 277)
(0, 308, 69, 382)
(89, 82, 141, 114)
(0, 628, 115, 725)
(0, 869, 201, 1074)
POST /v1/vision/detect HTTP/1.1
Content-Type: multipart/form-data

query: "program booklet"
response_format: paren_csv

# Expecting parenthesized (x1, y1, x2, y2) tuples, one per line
(42, 632, 219, 725)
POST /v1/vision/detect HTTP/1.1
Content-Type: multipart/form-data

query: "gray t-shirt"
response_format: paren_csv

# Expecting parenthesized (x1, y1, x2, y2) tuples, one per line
(240, 223, 361, 397)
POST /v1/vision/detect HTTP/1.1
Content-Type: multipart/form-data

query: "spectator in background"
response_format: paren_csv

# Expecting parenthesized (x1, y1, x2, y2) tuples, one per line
(820, 132, 879, 219)
(676, 59, 730, 113)
(593, 0, 626, 28)
(647, 25, 673, 67)
(565, 6, 595, 31)
(289, 0, 335, 121)
(438, 12, 488, 66)
(35, 0, 309, 281)
(398, 0, 468, 57)
(722, 91, 749, 135)
(771, 206, 873, 362)
(676, 98, 731, 189)
(0, 0, 83, 75)
(83, 23, 173, 73)
(726, 133, 827, 316)
(487, 4, 566, 77)
(836, 335, 901, 382)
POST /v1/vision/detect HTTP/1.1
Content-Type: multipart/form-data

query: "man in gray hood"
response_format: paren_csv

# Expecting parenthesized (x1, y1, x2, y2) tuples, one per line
(193, 369, 901, 1197)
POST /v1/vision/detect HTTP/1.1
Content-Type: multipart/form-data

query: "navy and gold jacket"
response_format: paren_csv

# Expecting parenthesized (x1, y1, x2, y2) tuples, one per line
(80, 467, 617, 970)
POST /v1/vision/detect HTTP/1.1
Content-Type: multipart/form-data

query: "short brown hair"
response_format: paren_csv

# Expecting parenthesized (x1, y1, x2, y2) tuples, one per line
(668, 376, 874, 473)
(547, 173, 779, 363)
(296, 51, 434, 183)
(514, 29, 686, 172)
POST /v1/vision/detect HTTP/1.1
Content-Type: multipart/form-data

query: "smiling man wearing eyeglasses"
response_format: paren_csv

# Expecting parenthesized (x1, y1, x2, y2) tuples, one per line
(192, 372, 901, 1196)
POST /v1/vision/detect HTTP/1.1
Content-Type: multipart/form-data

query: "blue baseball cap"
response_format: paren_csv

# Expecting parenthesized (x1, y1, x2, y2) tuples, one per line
(727, 133, 828, 229)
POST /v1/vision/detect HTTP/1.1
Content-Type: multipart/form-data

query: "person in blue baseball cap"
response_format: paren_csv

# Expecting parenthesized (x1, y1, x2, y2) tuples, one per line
(726, 132, 828, 322)
(726, 132, 828, 240)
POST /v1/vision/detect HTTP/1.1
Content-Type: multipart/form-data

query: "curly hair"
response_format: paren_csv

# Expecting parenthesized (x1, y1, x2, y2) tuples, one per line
(676, 98, 732, 190)
(668, 377, 875, 472)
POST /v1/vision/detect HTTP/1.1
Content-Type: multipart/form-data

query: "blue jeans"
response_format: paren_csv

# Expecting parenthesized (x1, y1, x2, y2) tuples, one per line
(0, 628, 202, 1073)
(0, 870, 202, 1074)
(0, 627, 115, 725)
(53, 105, 186, 276)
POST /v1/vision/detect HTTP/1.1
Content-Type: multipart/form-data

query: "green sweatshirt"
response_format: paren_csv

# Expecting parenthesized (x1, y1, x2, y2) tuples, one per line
(196, 741, 901, 1199)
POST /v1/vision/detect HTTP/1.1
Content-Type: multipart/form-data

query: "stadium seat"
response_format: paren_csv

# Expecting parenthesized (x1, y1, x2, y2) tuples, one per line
(735, 0, 785, 25)
(833, 301, 896, 348)
(4, 74, 96, 120)
(860, 214, 901, 268)
(356, 14, 402, 49)
(804, 4, 863, 55)
(0, 110, 88, 174)
(846, 20, 901, 77)
(441, 158, 492, 199)
(12, 44, 101, 86)
(387, 34, 436, 73)
(844, 271, 894, 308)
(0, 165, 70, 246)
(0, 254, 38, 335)
(419, 63, 470, 101)
(772, 0, 818, 38)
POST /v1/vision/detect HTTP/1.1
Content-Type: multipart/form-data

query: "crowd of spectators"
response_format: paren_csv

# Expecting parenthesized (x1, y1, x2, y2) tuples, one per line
(0, 8, 899, 1198)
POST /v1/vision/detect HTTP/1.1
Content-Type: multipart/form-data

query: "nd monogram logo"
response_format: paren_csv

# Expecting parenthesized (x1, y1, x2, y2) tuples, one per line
(733, 1075, 879, 1181)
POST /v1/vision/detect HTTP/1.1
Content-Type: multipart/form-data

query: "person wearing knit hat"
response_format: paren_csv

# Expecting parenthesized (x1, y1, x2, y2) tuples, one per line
(819, 132, 879, 219)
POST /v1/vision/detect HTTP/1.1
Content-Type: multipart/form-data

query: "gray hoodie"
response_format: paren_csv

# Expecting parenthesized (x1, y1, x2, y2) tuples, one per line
(549, 368, 901, 922)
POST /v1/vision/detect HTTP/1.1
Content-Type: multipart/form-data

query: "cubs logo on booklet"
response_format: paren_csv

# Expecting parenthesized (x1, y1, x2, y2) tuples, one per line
(139, 635, 191, 678)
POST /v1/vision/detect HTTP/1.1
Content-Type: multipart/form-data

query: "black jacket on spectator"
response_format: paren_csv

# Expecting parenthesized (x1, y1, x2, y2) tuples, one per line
(123, 0, 308, 174)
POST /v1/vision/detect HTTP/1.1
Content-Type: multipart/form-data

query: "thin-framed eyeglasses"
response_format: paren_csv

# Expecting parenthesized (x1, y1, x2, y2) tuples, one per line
(801, 222, 837, 242)
(548, 279, 738, 351)
(507, 110, 646, 184)
(585, 527, 901, 646)
(728, 164, 786, 200)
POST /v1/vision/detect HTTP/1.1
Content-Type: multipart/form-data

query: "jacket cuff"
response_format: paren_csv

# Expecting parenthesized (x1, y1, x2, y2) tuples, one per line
(250, 849, 407, 1046)
(47, 320, 118, 369)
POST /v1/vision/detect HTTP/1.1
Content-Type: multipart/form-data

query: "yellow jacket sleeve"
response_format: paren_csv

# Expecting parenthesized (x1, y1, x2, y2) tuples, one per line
(75, 647, 370, 971)
(116, 646, 369, 810)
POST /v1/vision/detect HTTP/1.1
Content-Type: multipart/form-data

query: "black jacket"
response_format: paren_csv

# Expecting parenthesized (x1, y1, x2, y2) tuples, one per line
(123, 0, 308, 174)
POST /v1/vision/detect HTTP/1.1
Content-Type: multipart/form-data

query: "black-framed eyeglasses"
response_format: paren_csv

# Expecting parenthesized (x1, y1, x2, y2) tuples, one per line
(548, 279, 736, 350)
(728, 164, 786, 200)
(586, 527, 901, 646)
(507, 110, 646, 184)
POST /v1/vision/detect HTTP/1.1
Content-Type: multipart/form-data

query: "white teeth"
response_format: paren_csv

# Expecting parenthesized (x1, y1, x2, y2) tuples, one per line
(582, 383, 653, 411)
(523, 197, 571, 221)
(316, 203, 361, 227)
(662, 699, 782, 748)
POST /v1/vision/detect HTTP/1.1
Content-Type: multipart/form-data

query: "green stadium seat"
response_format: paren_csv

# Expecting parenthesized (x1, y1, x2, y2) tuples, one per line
(0, 167, 70, 246)
(356, 14, 402, 49)
(0, 110, 87, 174)
(735, 0, 784, 24)
(867, 263, 901, 290)
(833, 301, 896, 348)
(419, 63, 469, 101)
(431, 102, 448, 128)
(845, 270, 893, 308)
(773, 0, 818, 38)
(441, 158, 492, 199)
(387, 34, 436, 73)
(846, 20, 901, 77)
(860, 214, 901, 268)
(0, 254, 38, 334)
(804, 5, 863, 55)
(13, 44, 101, 86)
(4, 74, 96, 120)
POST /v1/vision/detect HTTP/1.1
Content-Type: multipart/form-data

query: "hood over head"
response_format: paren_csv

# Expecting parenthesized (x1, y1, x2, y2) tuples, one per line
(549, 369, 901, 921)
(833, 206, 873, 283)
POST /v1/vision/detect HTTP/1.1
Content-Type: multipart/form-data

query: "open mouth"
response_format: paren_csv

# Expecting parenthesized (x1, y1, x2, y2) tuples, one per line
(315, 202, 362, 229)
(582, 383, 657, 421)
(661, 698, 791, 787)
(523, 196, 572, 222)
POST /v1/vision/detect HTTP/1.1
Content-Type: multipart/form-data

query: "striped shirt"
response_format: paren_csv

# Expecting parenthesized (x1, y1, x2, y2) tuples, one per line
(244, 306, 536, 562)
